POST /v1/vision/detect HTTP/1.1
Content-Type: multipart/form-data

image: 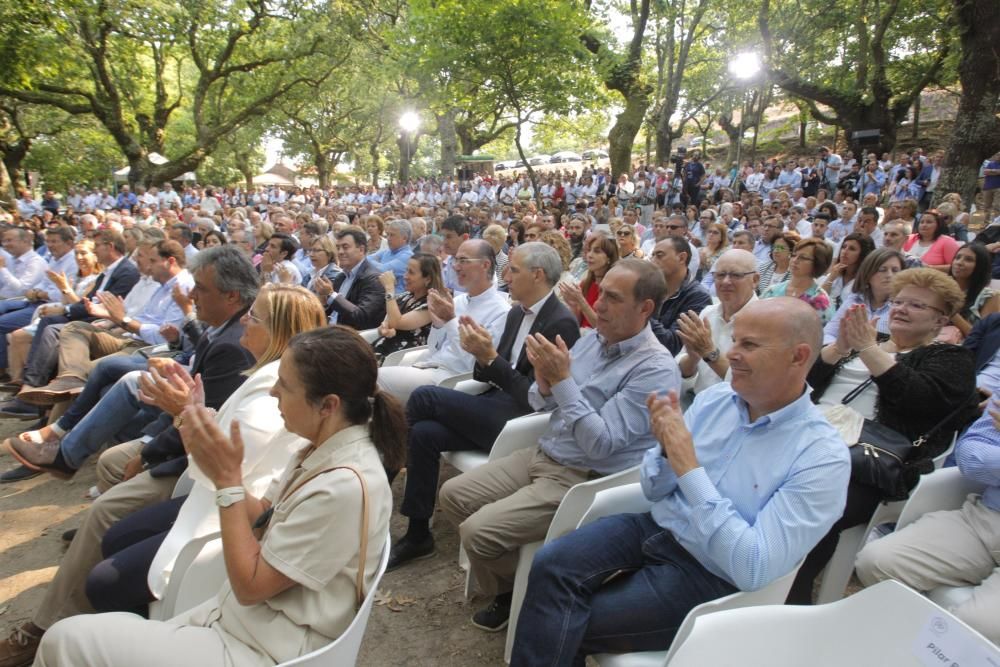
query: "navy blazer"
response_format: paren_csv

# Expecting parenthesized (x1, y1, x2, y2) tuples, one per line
(472, 291, 581, 412)
(67, 258, 140, 320)
(141, 308, 256, 477)
(329, 259, 387, 330)
(964, 313, 1000, 372)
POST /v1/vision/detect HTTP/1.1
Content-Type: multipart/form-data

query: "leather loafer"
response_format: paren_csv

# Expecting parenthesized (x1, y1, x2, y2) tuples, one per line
(17, 377, 85, 406)
(0, 398, 41, 420)
(0, 465, 42, 483)
(386, 534, 436, 572)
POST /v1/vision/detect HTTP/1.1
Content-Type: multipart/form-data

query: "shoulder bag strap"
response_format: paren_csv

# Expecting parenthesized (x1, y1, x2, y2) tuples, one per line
(280, 464, 370, 609)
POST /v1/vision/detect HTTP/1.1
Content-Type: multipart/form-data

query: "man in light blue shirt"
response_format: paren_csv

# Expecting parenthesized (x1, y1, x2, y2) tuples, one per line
(439, 258, 680, 633)
(369, 219, 414, 294)
(856, 378, 1000, 643)
(510, 297, 850, 664)
(0, 227, 49, 300)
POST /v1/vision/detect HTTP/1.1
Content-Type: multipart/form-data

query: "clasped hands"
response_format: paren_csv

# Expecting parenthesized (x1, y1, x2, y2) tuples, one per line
(524, 333, 571, 395)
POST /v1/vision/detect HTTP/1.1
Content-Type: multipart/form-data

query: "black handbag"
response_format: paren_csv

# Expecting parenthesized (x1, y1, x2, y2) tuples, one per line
(841, 377, 970, 501)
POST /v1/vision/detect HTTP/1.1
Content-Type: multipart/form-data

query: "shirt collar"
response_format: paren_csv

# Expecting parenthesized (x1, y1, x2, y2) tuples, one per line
(522, 289, 554, 316)
(597, 322, 654, 359)
(467, 285, 499, 303)
(345, 258, 366, 278)
(300, 424, 371, 471)
(729, 384, 813, 429)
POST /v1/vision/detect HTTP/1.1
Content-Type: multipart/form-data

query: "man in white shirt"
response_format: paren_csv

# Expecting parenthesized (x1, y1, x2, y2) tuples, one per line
(0, 227, 49, 300)
(378, 239, 510, 405)
(675, 249, 759, 402)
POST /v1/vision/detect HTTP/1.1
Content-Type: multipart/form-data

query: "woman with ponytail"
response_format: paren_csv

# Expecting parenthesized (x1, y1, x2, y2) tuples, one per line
(33, 326, 405, 667)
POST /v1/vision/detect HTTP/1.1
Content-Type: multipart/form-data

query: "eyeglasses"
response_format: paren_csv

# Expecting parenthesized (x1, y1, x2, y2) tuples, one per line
(453, 256, 483, 265)
(763, 224, 782, 230)
(712, 270, 756, 282)
(664, 224, 684, 230)
(245, 309, 265, 324)
(889, 298, 945, 315)
(790, 253, 814, 262)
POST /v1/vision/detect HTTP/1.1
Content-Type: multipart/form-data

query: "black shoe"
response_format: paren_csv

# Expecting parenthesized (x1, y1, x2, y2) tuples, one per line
(0, 465, 42, 483)
(386, 534, 436, 572)
(0, 398, 41, 420)
(61, 528, 77, 543)
(471, 593, 512, 632)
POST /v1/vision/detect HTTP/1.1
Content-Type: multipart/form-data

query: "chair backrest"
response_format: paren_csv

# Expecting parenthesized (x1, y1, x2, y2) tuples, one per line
(545, 467, 642, 543)
(577, 483, 653, 529)
(148, 482, 220, 603)
(667, 580, 1000, 667)
(896, 466, 987, 532)
(381, 345, 428, 367)
(278, 536, 391, 666)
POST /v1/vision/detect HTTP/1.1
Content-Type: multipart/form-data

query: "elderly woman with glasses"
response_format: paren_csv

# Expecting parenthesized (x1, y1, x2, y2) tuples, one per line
(787, 268, 980, 604)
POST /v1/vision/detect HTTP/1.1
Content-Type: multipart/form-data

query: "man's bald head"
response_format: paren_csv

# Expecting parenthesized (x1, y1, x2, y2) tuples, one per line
(714, 248, 757, 273)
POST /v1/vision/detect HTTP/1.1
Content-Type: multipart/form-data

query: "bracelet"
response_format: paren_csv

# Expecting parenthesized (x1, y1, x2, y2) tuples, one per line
(173, 414, 184, 430)
(856, 343, 879, 355)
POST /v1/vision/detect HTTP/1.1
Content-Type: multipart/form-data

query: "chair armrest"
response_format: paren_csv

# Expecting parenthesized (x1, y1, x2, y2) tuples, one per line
(577, 482, 652, 530)
(488, 412, 551, 462)
(437, 372, 475, 389)
(382, 346, 428, 367)
(545, 466, 642, 543)
(358, 328, 381, 344)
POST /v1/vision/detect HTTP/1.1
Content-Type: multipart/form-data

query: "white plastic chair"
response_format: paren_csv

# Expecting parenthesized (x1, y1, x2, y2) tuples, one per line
(380, 345, 480, 391)
(502, 465, 642, 662)
(442, 411, 551, 475)
(277, 536, 391, 667)
(358, 328, 380, 344)
(573, 484, 802, 667)
(667, 580, 1000, 666)
(891, 466, 987, 612)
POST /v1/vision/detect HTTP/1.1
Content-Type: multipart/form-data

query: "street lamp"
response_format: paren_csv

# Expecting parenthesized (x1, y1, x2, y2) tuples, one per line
(728, 52, 761, 190)
(399, 111, 420, 183)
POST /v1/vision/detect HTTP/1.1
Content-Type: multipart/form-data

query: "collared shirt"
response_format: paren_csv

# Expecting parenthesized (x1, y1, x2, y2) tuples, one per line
(422, 286, 510, 374)
(528, 324, 680, 475)
(328, 259, 365, 324)
(752, 239, 771, 264)
(369, 244, 414, 294)
(977, 346, 1000, 392)
(131, 271, 194, 344)
(93, 256, 126, 295)
(956, 378, 1000, 512)
(678, 295, 757, 396)
(827, 217, 855, 243)
(641, 383, 850, 590)
(36, 250, 79, 302)
(0, 249, 49, 298)
(511, 290, 554, 365)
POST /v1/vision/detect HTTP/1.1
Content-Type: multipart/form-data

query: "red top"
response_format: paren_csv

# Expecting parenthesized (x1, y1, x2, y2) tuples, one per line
(580, 280, 600, 328)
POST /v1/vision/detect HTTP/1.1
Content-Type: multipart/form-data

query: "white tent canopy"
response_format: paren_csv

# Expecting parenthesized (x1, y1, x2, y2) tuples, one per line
(252, 172, 295, 186)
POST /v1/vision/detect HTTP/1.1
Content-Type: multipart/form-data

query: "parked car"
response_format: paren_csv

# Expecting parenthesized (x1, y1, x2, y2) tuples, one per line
(495, 161, 515, 171)
(550, 151, 582, 163)
(581, 149, 609, 161)
(528, 154, 551, 166)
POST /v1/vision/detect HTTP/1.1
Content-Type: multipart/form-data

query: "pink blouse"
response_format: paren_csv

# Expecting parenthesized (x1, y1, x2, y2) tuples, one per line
(902, 233, 959, 268)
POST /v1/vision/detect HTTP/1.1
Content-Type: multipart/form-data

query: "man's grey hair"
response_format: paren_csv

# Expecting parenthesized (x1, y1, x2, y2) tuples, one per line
(514, 242, 562, 287)
(189, 245, 259, 307)
(418, 234, 443, 255)
(387, 219, 413, 242)
(466, 239, 496, 276)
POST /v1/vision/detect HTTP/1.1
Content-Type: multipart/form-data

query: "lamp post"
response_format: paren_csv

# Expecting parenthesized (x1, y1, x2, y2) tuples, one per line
(727, 52, 761, 191)
(399, 111, 420, 183)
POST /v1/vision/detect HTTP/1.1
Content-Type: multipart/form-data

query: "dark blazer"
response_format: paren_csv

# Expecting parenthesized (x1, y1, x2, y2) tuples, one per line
(329, 259, 387, 330)
(473, 291, 580, 412)
(141, 308, 257, 477)
(67, 257, 141, 320)
(965, 313, 1000, 372)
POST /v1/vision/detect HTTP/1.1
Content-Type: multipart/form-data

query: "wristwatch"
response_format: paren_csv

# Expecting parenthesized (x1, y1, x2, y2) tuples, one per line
(215, 487, 246, 508)
(702, 348, 721, 363)
(385, 292, 395, 301)
(122, 315, 134, 328)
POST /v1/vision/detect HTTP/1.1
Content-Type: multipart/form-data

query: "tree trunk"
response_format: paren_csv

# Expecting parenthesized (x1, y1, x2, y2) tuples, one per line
(719, 110, 742, 168)
(438, 109, 458, 179)
(369, 141, 381, 186)
(608, 91, 650, 178)
(513, 120, 541, 208)
(315, 153, 330, 189)
(911, 94, 921, 140)
(937, 0, 1000, 207)
(0, 160, 15, 203)
(2, 138, 30, 193)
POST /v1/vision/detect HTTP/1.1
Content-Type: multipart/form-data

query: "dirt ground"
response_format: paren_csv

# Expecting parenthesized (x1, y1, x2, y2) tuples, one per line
(0, 416, 506, 666)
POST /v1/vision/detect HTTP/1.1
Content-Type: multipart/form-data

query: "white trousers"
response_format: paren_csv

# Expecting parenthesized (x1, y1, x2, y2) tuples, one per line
(377, 365, 451, 405)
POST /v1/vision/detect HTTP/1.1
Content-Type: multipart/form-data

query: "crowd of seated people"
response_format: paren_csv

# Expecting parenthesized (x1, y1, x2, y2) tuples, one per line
(0, 142, 997, 665)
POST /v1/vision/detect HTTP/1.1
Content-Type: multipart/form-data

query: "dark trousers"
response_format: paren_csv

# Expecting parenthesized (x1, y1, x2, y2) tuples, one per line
(510, 512, 737, 667)
(85, 495, 187, 616)
(785, 479, 882, 604)
(400, 385, 526, 521)
(23, 316, 69, 386)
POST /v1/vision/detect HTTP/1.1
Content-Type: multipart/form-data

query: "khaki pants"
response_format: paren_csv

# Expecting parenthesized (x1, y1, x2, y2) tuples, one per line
(56, 321, 142, 381)
(438, 446, 591, 597)
(33, 440, 177, 630)
(855, 494, 1000, 643)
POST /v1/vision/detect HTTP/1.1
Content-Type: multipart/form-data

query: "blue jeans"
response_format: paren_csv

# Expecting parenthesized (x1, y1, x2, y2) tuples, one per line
(0, 300, 36, 368)
(57, 355, 149, 432)
(510, 512, 737, 667)
(60, 370, 161, 469)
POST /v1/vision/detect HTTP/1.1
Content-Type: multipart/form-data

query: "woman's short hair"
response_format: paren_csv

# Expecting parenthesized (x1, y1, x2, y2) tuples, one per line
(252, 284, 327, 373)
(411, 252, 445, 293)
(769, 231, 800, 260)
(482, 224, 507, 252)
(363, 214, 385, 234)
(288, 327, 405, 470)
(311, 235, 337, 259)
(852, 247, 906, 300)
(891, 268, 966, 317)
(793, 237, 832, 278)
